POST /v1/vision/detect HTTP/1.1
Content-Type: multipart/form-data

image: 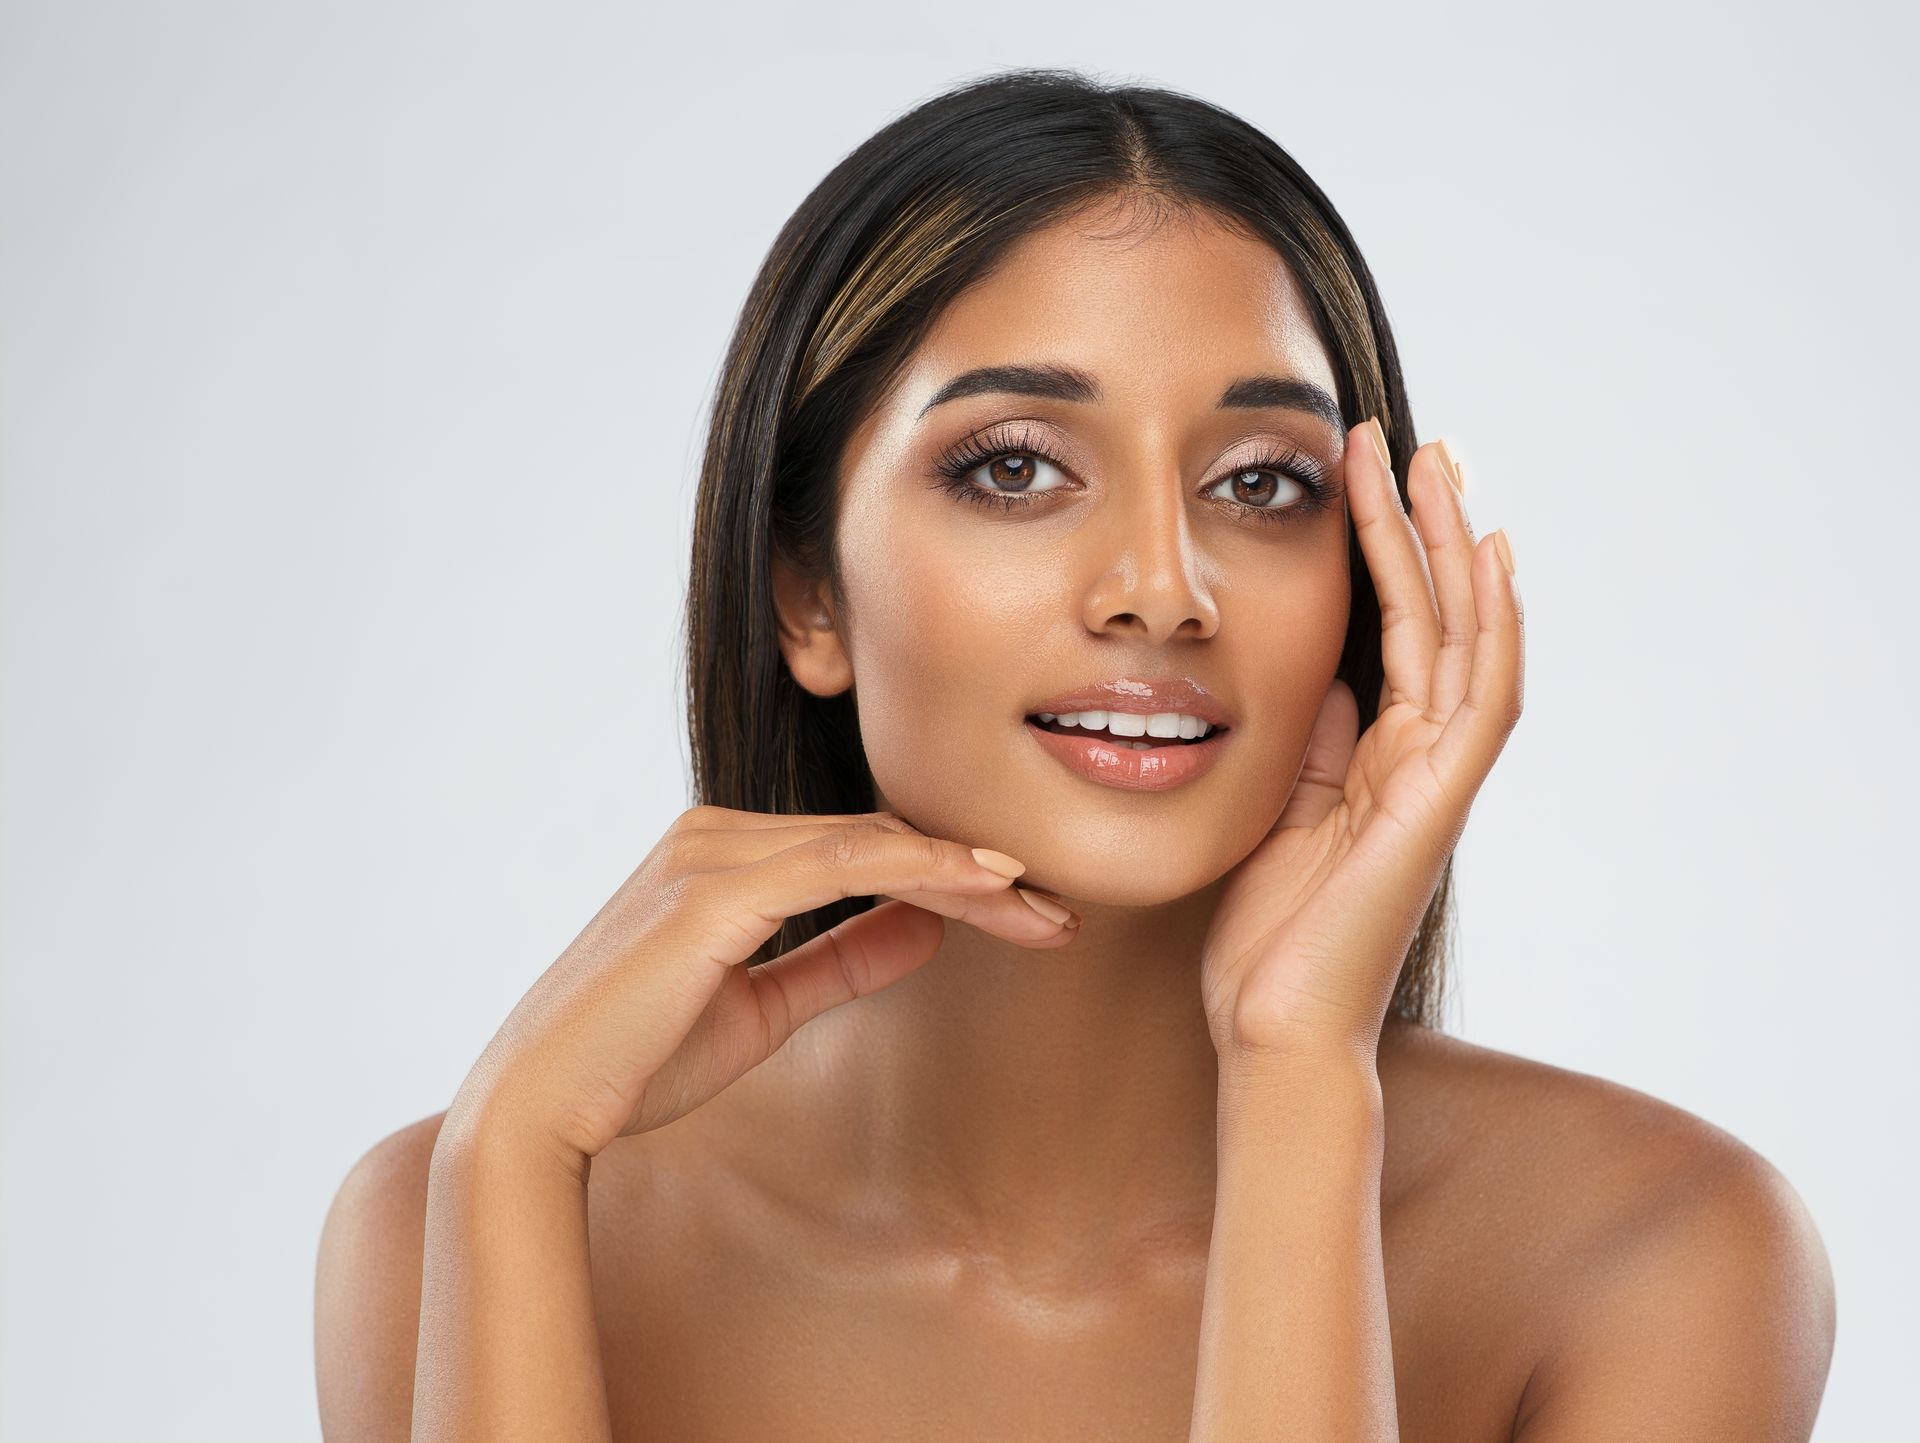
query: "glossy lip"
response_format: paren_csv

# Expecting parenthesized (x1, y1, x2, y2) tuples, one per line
(1023, 715, 1232, 792)
(1023, 676, 1233, 729)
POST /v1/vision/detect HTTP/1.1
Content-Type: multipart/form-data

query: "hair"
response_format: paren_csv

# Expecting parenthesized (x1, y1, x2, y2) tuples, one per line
(681, 67, 1455, 1031)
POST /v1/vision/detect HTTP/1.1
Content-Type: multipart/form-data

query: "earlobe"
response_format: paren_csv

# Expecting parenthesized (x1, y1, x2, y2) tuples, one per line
(770, 552, 854, 699)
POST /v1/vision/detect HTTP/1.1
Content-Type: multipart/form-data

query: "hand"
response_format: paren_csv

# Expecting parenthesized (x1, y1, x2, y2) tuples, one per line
(1198, 417, 1525, 1062)
(448, 808, 1077, 1165)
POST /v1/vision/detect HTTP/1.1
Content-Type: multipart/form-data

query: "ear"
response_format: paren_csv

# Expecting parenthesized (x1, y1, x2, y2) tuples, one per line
(771, 547, 854, 699)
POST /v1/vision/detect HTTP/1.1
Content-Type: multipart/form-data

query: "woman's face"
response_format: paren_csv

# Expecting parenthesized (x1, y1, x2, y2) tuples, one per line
(795, 203, 1354, 906)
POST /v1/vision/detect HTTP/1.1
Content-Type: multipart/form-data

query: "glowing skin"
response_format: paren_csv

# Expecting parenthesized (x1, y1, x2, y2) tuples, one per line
(765, 198, 1368, 1261)
(798, 203, 1352, 908)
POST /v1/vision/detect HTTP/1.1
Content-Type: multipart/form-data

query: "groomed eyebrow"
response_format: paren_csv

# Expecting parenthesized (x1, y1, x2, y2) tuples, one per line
(915, 362, 1344, 433)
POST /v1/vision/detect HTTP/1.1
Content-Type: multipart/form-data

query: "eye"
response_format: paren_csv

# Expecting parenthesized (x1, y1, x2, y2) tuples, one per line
(959, 450, 1067, 497)
(929, 424, 1341, 526)
(1200, 445, 1339, 526)
(1205, 465, 1309, 514)
(931, 424, 1073, 513)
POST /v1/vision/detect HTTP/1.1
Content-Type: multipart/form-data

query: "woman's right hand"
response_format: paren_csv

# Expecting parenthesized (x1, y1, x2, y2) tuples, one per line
(443, 806, 1077, 1168)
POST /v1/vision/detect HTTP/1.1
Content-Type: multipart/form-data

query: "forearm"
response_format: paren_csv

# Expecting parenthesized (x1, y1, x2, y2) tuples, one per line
(412, 1101, 613, 1442)
(1189, 1047, 1395, 1442)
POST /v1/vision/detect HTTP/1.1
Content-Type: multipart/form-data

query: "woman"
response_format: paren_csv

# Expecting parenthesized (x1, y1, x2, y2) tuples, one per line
(315, 68, 1836, 1439)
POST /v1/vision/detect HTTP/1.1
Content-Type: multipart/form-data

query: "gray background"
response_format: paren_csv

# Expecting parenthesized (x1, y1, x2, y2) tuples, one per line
(2, 2, 1913, 1438)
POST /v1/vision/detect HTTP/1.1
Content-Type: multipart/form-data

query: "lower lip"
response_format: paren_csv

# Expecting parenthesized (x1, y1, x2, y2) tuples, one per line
(1022, 718, 1232, 792)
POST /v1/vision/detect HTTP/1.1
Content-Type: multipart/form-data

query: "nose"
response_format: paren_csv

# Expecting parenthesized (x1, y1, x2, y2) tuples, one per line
(1078, 468, 1222, 644)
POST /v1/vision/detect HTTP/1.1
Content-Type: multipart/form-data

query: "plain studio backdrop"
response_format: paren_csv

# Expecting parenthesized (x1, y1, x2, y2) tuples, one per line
(2, 2, 1914, 1439)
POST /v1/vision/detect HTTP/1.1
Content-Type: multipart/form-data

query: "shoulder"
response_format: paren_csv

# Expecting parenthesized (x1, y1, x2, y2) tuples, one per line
(1387, 1025, 1837, 1439)
(314, 1110, 450, 1438)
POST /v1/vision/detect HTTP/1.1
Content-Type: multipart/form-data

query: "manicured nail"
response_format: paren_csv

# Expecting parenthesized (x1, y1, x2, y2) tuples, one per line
(1366, 416, 1392, 471)
(1017, 887, 1077, 927)
(970, 847, 1026, 879)
(1433, 438, 1465, 495)
(1491, 529, 1515, 575)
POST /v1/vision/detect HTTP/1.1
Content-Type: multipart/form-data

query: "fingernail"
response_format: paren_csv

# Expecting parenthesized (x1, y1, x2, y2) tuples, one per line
(1492, 528, 1516, 575)
(1366, 416, 1392, 471)
(971, 847, 1026, 879)
(1017, 887, 1077, 927)
(1433, 438, 1465, 495)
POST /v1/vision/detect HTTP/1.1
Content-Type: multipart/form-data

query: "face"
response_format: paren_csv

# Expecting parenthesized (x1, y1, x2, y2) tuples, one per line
(777, 201, 1354, 906)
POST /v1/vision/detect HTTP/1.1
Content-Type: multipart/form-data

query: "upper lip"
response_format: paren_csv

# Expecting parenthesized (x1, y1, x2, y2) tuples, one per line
(1025, 676, 1233, 728)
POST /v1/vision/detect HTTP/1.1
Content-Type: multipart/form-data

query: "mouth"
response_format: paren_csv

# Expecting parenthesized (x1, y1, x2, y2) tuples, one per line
(1020, 710, 1234, 792)
(1022, 713, 1231, 750)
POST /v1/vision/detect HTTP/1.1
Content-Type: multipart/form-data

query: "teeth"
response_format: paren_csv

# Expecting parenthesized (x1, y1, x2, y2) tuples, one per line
(1036, 710, 1215, 739)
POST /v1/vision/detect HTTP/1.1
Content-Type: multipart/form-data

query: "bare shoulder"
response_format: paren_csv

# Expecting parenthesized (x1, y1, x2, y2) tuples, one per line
(314, 1110, 450, 1440)
(1386, 1022, 1825, 1234)
(1384, 1024, 1837, 1439)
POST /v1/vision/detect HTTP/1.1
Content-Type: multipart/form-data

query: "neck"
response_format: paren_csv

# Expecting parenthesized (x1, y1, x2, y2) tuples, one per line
(782, 880, 1234, 1269)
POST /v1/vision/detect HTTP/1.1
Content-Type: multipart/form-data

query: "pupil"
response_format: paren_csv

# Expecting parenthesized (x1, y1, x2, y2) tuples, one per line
(1236, 470, 1274, 502)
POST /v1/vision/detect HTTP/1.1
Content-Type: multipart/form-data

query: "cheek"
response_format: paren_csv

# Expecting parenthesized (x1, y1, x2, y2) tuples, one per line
(833, 483, 1353, 873)
(1241, 557, 1353, 777)
(835, 522, 1045, 828)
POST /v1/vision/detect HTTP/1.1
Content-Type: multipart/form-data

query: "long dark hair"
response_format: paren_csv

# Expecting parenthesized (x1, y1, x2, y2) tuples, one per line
(681, 67, 1454, 1029)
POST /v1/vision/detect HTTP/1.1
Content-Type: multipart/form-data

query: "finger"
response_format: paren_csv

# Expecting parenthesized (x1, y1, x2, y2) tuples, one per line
(1275, 678, 1359, 831)
(686, 826, 1033, 969)
(877, 881, 1081, 945)
(1347, 418, 1440, 712)
(675, 804, 905, 834)
(670, 815, 1074, 944)
(673, 816, 898, 870)
(674, 810, 978, 874)
(1408, 439, 1479, 718)
(1426, 529, 1524, 795)
(744, 899, 946, 1056)
(675, 817, 1075, 940)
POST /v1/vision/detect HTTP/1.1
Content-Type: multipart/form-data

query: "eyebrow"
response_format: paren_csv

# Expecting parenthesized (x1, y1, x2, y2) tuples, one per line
(915, 362, 1345, 432)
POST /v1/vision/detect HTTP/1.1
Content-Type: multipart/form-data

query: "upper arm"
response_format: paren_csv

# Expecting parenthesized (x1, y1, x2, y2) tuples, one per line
(314, 1113, 448, 1442)
(1512, 1141, 1836, 1442)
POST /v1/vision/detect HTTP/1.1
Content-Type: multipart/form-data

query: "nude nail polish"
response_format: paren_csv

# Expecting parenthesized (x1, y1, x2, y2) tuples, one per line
(1017, 888, 1077, 927)
(1492, 529, 1515, 574)
(971, 848, 1026, 879)
(1366, 416, 1392, 470)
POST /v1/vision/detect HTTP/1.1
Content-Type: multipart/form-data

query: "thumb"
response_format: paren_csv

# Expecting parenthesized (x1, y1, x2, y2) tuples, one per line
(745, 899, 946, 1047)
(1275, 678, 1359, 831)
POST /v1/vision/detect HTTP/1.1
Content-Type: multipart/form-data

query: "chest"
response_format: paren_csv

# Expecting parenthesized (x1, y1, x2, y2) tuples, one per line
(581, 1167, 1542, 1443)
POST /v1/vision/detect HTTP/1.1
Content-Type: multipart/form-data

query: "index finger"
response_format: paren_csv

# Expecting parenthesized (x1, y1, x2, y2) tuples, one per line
(1347, 416, 1440, 714)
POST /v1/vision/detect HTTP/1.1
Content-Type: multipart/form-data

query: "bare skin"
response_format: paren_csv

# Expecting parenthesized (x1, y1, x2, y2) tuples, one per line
(576, 1022, 1636, 1441)
(322, 1020, 1819, 1441)
(315, 200, 1834, 1438)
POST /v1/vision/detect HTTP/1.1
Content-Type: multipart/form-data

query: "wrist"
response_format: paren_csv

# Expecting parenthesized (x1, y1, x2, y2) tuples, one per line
(440, 1079, 594, 1187)
(1216, 1039, 1384, 1126)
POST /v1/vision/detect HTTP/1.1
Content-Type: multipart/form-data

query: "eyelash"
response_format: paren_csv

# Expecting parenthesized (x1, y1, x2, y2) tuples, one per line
(930, 423, 1340, 526)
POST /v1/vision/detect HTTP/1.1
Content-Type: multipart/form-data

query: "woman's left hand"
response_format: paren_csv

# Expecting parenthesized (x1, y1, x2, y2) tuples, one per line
(1198, 417, 1526, 1064)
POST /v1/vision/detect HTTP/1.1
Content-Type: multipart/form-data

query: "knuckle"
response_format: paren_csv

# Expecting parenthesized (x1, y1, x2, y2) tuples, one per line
(664, 828, 720, 873)
(821, 827, 865, 871)
(672, 804, 717, 834)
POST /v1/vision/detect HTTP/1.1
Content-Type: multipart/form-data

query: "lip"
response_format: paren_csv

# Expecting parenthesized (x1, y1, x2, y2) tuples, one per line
(1024, 676, 1233, 729)
(1022, 716, 1233, 792)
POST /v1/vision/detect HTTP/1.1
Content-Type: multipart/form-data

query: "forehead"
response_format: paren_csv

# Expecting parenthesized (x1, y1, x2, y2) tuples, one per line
(890, 205, 1338, 412)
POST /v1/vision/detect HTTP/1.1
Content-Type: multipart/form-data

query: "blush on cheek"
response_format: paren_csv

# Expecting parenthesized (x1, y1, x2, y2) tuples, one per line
(840, 599, 1018, 844)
